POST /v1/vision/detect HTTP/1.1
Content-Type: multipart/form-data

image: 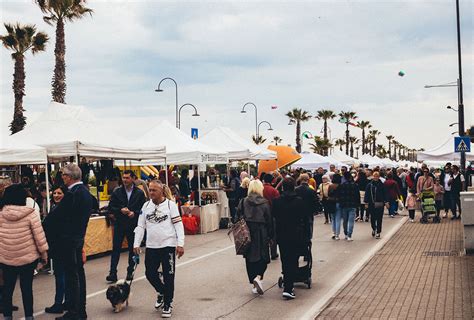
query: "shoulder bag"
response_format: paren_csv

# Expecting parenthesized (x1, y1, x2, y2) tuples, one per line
(228, 199, 251, 255)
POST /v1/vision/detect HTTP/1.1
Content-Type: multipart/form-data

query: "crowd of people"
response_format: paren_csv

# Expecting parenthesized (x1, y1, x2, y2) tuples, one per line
(0, 160, 471, 319)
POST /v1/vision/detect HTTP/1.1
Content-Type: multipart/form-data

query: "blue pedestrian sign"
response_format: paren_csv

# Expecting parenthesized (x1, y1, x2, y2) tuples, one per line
(454, 136, 471, 153)
(191, 128, 198, 140)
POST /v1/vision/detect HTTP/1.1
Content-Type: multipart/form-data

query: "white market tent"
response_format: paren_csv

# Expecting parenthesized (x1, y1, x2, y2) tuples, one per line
(358, 154, 384, 168)
(200, 127, 277, 161)
(290, 151, 331, 171)
(0, 135, 47, 165)
(325, 155, 348, 168)
(418, 136, 474, 162)
(330, 149, 357, 165)
(12, 102, 166, 161)
(134, 120, 228, 165)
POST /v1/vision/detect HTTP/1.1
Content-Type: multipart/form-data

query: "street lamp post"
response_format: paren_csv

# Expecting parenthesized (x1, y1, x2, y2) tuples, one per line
(241, 102, 258, 140)
(178, 103, 200, 129)
(257, 120, 273, 139)
(455, 0, 466, 172)
(156, 77, 179, 128)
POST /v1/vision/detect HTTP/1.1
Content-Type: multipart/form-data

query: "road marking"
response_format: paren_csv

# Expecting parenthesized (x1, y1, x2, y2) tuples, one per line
(28, 244, 234, 319)
(300, 216, 408, 320)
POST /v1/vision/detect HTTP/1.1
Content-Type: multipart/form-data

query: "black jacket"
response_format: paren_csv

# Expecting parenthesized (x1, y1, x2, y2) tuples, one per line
(336, 181, 360, 208)
(178, 177, 191, 198)
(272, 191, 309, 247)
(109, 185, 145, 229)
(364, 180, 387, 205)
(295, 183, 320, 222)
(43, 183, 93, 248)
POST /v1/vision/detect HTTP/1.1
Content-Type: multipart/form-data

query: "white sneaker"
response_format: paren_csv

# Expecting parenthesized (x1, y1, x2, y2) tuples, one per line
(251, 286, 258, 294)
(347, 237, 353, 241)
(161, 304, 172, 318)
(335, 236, 340, 240)
(410, 219, 414, 223)
(253, 277, 264, 295)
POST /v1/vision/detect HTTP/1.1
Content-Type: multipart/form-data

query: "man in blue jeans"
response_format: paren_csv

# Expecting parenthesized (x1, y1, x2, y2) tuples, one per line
(336, 172, 360, 241)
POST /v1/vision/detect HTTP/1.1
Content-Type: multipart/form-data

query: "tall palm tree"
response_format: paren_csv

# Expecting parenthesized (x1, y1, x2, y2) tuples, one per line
(386, 135, 394, 159)
(368, 129, 380, 156)
(252, 135, 266, 145)
(309, 137, 333, 155)
(1, 23, 48, 134)
(357, 120, 371, 154)
(338, 111, 358, 155)
(334, 138, 346, 152)
(392, 140, 399, 161)
(36, 0, 93, 103)
(349, 136, 360, 158)
(316, 109, 336, 155)
(376, 144, 387, 158)
(272, 136, 282, 145)
(286, 108, 311, 153)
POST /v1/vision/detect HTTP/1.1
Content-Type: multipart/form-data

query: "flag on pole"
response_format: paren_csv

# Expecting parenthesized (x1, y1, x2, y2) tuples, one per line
(349, 122, 359, 127)
(271, 105, 278, 110)
(302, 131, 313, 139)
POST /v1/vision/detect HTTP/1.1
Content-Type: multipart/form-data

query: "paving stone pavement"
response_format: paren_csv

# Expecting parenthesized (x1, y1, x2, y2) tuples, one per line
(316, 216, 474, 320)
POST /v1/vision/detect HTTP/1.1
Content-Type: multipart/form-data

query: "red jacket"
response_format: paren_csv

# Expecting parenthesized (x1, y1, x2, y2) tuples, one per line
(263, 183, 280, 207)
(384, 179, 400, 201)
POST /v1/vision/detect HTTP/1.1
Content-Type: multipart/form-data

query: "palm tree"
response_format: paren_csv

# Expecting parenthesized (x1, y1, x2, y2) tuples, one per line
(316, 109, 336, 155)
(309, 137, 333, 155)
(392, 140, 399, 161)
(272, 136, 282, 145)
(338, 111, 358, 155)
(376, 144, 387, 158)
(286, 108, 311, 153)
(334, 138, 346, 152)
(386, 135, 394, 159)
(1, 23, 48, 134)
(36, 0, 93, 103)
(252, 135, 267, 145)
(349, 136, 360, 158)
(357, 120, 371, 155)
(368, 129, 380, 156)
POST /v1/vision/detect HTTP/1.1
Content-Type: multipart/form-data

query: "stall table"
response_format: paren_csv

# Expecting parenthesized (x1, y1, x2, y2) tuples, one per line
(181, 203, 220, 234)
(84, 215, 128, 257)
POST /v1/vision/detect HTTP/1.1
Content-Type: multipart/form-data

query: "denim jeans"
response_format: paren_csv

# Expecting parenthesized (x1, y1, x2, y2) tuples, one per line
(341, 207, 356, 237)
(53, 258, 67, 305)
(388, 200, 398, 216)
(331, 203, 342, 236)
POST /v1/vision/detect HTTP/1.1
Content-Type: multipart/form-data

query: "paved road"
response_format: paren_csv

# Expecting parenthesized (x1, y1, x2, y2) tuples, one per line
(13, 214, 406, 319)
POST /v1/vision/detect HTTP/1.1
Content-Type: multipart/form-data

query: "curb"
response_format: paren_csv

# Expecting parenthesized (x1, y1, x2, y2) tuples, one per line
(300, 216, 408, 320)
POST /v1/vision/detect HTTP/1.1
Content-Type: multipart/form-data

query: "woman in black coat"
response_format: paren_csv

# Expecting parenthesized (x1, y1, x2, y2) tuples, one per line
(236, 180, 273, 296)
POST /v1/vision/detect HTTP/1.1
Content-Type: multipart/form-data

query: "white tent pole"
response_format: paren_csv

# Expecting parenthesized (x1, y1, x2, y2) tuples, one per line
(75, 141, 79, 164)
(45, 162, 51, 213)
(247, 161, 250, 176)
(165, 159, 169, 186)
(197, 165, 201, 207)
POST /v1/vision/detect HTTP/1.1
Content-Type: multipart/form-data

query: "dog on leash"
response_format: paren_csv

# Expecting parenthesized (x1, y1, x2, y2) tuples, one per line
(106, 279, 131, 313)
(106, 255, 139, 313)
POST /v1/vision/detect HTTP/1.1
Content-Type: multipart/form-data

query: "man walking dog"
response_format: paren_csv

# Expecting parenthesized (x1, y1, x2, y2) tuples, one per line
(134, 180, 185, 318)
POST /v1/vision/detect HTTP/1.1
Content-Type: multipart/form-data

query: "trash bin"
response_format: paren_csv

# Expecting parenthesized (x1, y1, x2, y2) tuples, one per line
(461, 191, 474, 255)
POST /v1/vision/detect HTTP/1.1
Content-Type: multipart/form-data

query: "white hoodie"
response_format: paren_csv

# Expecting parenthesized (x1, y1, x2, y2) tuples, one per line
(134, 199, 185, 249)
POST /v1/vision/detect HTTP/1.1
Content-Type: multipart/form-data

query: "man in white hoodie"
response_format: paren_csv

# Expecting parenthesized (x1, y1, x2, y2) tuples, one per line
(134, 180, 184, 319)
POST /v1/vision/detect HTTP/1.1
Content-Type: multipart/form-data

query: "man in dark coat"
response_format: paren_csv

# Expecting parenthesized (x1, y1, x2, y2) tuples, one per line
(106, 170, 145, 282)
(43, 164, 93, 320)
(272, 177, 308, 300)
(295, 173, 320, 240)
(364, 171, 388, 239)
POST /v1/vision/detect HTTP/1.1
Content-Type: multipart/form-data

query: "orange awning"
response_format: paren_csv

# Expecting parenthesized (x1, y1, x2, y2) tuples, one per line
(258, 145, 301, 174)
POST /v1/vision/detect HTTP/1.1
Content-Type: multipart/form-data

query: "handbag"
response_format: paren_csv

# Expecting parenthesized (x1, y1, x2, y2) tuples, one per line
(397, 199, 404, 211)
(228, 200, 251, 255)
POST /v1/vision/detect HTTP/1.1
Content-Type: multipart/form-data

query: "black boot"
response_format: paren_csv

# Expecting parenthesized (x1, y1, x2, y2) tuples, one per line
(45, 303, 65, 314)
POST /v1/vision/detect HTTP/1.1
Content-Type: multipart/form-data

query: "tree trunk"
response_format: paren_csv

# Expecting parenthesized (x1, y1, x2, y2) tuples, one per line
(323, 120, 328, 156)
(10, 54, 26, 134)
(296, 121, 301, 153)
(345, 124, 349, 155)
(339, 143, 343, 152)
(52, 18, 66, 103)
(372, 138, 376, 156)
(388, 141, 391, 159)
(361, 129, 365, 155)
(350, 141, 354, 158)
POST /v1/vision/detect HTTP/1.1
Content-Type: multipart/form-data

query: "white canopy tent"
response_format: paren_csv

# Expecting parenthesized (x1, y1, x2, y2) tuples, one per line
(330, 149, 357, 165)
(358, 154, 384, 168)
(290, 151, 331, 171)
(133, 120, 227, 165)
(417, 136, 474, 162)
(12, 102, 166, 161)
(0, 136, 47, 165)
(325, 155, 348, 168)
(200, 127, 277, 161)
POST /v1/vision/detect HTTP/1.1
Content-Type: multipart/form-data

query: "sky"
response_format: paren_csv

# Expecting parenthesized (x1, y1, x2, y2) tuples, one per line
(1, 0, 473, 153)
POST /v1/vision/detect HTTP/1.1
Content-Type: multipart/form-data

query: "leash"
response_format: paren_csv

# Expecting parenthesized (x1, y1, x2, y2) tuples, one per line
(127, 254, 140, 290)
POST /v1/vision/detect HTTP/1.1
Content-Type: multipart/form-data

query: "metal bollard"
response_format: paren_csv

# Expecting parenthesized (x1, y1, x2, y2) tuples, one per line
(460, 191, 474, 255)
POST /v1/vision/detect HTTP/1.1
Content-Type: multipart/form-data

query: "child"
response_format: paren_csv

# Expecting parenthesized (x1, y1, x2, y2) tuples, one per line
(405, 189, 417, 223)
(433, 178, 444, 218)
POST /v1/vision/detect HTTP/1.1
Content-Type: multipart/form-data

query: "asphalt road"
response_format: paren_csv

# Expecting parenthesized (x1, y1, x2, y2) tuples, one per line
(12, 214, 406, 320)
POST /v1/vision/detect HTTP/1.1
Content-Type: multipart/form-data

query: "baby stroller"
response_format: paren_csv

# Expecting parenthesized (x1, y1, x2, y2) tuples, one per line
(420, 191, 440, 224)
(278, 242, 313, 289)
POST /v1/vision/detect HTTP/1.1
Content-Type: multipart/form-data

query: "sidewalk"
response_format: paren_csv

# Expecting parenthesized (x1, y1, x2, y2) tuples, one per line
(316, 217, 474, 320)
